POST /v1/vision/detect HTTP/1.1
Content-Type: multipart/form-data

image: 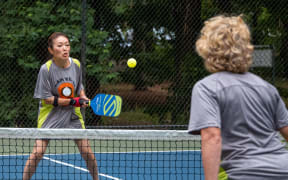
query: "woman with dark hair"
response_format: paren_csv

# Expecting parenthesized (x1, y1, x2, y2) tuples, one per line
(23, 32, 99, 180)
(189, 15, 288, 180)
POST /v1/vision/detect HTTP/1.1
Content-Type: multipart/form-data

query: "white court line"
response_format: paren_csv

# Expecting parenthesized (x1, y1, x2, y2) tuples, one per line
(43, 156, 122, 180)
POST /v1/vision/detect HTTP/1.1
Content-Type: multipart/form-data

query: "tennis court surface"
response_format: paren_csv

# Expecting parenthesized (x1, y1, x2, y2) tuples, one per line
(0, 128, 203, 180)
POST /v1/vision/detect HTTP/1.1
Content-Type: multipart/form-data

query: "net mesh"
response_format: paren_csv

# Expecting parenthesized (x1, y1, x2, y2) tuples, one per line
(0, 128, 203, 180)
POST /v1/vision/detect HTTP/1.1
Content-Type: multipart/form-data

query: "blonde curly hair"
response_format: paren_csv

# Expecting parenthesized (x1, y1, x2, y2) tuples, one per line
(196, 15, 254, 73)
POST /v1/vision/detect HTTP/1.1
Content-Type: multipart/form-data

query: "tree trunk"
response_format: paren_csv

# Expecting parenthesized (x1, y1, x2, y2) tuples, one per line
(85, 0, 106, 126)
(171, 0, 201, 124)
(132, 4, 153, 91)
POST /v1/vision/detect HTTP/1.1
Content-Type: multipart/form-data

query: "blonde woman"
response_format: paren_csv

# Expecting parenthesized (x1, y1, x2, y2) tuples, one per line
(188, 15, 288, 180)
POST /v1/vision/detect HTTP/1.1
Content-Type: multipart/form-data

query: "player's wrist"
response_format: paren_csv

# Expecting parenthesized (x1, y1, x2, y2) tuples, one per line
(70, 97, 81, 107)
(69, 98, 75, 106)
(53, 96, 58, 107)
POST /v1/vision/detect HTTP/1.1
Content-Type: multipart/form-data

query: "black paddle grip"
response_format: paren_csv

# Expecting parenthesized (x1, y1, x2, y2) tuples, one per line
(79, 99, 89, 105)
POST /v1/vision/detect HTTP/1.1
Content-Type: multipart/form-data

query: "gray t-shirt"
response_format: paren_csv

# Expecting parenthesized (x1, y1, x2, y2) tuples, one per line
(34, 58, 85, 129)
(188, 71, 288, 179)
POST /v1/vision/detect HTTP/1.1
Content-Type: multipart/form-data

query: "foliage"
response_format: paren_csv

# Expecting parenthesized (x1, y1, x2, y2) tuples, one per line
(0, 0, 116, 126)
(0, 0, 288, 127)
(121, 42, 174, 88)
(101, 107, 160, 126)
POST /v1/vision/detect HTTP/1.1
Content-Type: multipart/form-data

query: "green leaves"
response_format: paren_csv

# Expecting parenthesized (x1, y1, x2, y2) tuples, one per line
(17, 56, 39, 69)
(1, 0, 116, 81)
(0, 0, 118, 126)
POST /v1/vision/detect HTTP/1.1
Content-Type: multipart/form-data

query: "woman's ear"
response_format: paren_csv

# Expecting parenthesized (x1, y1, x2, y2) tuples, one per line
(48, 47, 53, 55)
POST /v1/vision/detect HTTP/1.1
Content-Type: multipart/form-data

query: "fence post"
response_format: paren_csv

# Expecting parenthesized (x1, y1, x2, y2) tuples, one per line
(81, 0, 87, 84)
(81, 0, 87, 121)
(271, 45, 275, 85)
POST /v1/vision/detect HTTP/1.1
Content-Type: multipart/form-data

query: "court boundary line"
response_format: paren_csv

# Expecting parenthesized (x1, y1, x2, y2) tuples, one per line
(43, 156, 122, 180)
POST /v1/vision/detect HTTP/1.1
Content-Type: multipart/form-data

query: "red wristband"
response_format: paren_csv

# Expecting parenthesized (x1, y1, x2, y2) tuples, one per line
(70, 97, 81, 107)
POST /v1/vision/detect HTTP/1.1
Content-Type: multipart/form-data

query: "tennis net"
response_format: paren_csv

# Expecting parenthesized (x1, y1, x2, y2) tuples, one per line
(0, 128, 203, 180)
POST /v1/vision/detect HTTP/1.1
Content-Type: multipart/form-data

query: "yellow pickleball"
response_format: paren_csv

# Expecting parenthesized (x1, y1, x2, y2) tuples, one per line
(127, 58, 137, 68)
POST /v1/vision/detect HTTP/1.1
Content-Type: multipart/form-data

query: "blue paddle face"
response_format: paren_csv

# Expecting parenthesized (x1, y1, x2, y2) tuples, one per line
(90, 94, 122, 117)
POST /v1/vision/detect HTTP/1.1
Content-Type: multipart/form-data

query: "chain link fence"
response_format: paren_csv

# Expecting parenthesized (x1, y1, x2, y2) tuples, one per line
(1, 0, 287, 128)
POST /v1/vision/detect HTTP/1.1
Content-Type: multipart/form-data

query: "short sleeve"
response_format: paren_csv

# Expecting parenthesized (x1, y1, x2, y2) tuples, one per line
(188, 82, 221, 134)
(33, 65, 53, 99)
(75, 62, 84, 96)
(274, 90, 288, 129)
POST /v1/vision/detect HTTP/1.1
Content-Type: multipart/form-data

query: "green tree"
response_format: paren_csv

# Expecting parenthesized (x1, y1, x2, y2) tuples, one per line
(0, 0, 115, 127)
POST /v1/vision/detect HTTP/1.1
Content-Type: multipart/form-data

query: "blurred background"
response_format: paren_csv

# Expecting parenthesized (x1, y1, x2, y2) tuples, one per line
(0, 0, 287, 128)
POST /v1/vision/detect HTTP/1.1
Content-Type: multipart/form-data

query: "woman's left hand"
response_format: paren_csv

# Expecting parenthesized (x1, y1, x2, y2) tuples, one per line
(80, 96, 90, 108)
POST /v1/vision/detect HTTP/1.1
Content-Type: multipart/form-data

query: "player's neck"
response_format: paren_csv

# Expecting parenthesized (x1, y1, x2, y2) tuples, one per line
(53, 58, 70, 68)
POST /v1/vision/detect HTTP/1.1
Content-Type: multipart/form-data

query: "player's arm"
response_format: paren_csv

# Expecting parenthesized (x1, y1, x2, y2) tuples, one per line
(78, 89, 89, 107)
(44, 96, 88, 107)
(79, 89, 89, 101)
(201, 127, 222, 180)
(279, 126, 288, 142)
(44, 96, 71, 106)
